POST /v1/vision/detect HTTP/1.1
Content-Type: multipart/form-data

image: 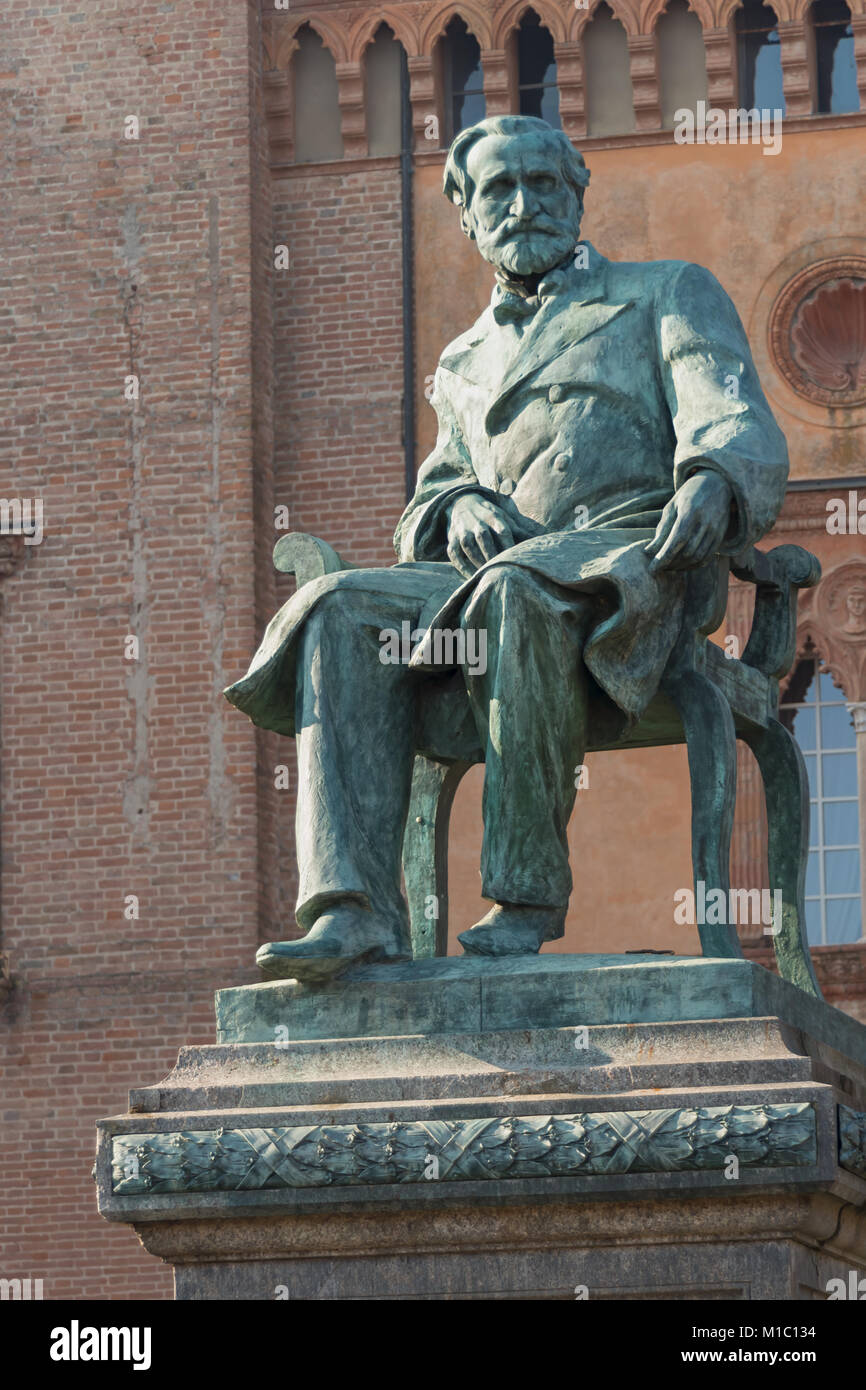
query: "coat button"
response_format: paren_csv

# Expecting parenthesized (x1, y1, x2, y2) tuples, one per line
(549, 384, 566, 404)
(553, 451, 572, 472)
(499, 478, 515, 496)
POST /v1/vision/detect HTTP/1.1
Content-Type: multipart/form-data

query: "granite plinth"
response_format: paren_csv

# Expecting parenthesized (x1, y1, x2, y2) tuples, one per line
(95, 954, 866, 1300)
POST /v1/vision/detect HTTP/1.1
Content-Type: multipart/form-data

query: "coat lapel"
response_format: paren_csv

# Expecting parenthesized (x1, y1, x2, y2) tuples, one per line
(486, 252, 638, 426)
(438, 246, 637, 433)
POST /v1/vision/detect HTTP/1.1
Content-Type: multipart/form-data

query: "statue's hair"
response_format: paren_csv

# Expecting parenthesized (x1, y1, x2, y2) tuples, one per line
(443, 116, 590, 210)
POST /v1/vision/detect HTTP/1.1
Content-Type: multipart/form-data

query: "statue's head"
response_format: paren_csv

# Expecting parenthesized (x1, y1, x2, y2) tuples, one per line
(443, 115, 590, 278)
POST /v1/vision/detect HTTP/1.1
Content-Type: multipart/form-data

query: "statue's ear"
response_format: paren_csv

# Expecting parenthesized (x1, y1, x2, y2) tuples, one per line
(458, 205, 476, 241)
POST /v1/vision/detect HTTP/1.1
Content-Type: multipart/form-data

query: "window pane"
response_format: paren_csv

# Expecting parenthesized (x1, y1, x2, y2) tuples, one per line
(816, 24, 859, 113)
(453, 89, 485, 133)
(804, 754, 817, 797)
(821, 701, 855, 747)
(519, 15, 556, 87)
(738, 27, 785, 111)
(822, 752, 858, 797)
(813, 0, 854, 19)
(540, 83, 561, 127)
(366, 28, 403, 158)
(583, 3, 635, 136)
(658, 0, 709, 128)
(824, 848, 860, 894)
(293, 27, 344, 163)
(452, 28, 483, 93)
(824, 799, 859, 845)
(805, 896, 823, 945)
(791, 705, 816, 749)
(826, 895, 862, 943)
(735, 0, 781, 28)
(806, 850, 820, 896)
(819, 670, 841, 702)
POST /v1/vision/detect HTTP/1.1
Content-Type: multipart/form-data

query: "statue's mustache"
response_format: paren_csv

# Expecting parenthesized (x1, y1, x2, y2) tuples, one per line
(494, 217, 561, 242)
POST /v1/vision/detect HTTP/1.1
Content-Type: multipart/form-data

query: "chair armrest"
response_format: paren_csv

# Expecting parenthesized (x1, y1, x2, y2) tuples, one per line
(272, 532, 351, 589)
(730, 544, 821, 680)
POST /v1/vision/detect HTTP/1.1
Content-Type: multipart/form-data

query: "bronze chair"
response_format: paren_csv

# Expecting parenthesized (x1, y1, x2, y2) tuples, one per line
(274, 532, 822, 997)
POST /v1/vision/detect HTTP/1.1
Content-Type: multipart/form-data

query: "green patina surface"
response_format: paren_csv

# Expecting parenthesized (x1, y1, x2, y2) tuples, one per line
(221, 116, 818, 994)
(111, 1103, 818, 1195)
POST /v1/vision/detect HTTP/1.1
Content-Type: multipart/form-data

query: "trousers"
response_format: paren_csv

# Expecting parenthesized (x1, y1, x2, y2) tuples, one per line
(293, 560, 593, 934)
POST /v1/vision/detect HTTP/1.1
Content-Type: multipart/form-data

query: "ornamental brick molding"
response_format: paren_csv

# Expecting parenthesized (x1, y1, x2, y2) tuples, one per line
(839, 1105, 866, 1179)
(769, 258, 866, 408)
(110, 1103, 817, 1195)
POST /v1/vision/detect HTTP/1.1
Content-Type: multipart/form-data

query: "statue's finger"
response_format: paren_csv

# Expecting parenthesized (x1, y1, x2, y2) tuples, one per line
(648, 517, 692, 570)
(473, 526, 499, 562)
(644, 505, 676, 557)
(461, 532, 488, 571)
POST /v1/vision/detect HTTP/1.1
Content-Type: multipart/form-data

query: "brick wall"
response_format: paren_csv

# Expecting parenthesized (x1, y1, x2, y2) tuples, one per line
(268, 158, 407, 921)
(0, 0, 270, 1299)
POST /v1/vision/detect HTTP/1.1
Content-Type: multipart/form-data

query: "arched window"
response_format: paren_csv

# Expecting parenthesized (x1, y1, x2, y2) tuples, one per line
(735, 1, 785, 113)
(810, 0, 860, 114)
(657, 0, 709, 128)
(515, 10, 561, 128)
(293, 26, 343, 162)
(582, 3, 635, 137)
(781, 658, 862, 945)
(365, 24, 404, 156)
(439, 16, 485, 143)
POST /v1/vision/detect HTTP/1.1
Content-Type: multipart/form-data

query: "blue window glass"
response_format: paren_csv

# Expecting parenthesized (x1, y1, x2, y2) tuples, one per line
(735, 1, 786, 113)
(517, 11, 561, 129)
(442, 17, 485, 141)
(780, 657, 861, 945)
(811, 0, 860, 113)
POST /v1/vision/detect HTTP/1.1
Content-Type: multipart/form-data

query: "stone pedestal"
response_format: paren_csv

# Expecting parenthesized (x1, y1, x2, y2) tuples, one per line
(95, 954, 866, 1300)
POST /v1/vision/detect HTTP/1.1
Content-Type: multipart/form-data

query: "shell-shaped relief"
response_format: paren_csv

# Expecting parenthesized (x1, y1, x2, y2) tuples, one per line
(769, 257, 866, 408)
(791, 278, 866, 398)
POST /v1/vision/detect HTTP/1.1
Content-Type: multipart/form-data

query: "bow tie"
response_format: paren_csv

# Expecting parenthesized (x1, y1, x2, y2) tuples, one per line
(491, 262, 574, 327)
(493, 290, 541, 325)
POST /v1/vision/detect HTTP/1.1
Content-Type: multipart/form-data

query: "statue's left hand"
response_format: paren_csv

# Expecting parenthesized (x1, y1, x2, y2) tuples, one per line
(645, 471, 733, 573)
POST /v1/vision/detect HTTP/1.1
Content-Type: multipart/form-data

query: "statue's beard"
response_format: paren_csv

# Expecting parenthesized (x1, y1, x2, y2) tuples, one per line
(478, 224, 581, 278)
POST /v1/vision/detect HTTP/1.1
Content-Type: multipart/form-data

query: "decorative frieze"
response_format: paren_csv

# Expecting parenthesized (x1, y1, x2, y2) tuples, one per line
(839, 1105, 866, 1178)
(111, 1103, 817, 1195)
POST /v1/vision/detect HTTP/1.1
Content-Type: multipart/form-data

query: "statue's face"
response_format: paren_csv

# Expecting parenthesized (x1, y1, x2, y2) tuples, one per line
(463, 133, 583, 277)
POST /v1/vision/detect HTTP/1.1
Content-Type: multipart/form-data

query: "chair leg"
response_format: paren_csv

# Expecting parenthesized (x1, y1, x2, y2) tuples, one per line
(741, 718, 822, 998)
(663, 670, 742, 959)
(402, 756, 470, 959)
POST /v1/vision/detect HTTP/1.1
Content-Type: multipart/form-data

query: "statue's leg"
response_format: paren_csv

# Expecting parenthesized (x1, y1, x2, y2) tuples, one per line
(257, 569, 448, 981)
(455, 566, 591, 956)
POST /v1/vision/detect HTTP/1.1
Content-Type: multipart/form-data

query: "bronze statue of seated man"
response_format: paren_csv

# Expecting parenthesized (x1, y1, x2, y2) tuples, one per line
(226, 115, 788, 982)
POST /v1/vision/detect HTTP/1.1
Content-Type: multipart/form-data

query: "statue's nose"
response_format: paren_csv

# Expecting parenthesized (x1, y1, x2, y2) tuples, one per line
(509, 186, 536, 219)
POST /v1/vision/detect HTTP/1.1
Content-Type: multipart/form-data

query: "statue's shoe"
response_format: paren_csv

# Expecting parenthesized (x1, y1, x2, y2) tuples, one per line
(256, 908, 411, 983)
(458, 903, 566, 957)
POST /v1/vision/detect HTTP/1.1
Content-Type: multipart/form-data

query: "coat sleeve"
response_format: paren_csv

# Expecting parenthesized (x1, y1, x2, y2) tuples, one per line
(657, 261, 789, 553)
(393, 367, 496, 563)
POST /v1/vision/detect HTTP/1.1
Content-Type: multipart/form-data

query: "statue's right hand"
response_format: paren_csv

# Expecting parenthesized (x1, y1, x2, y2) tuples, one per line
(446, 495, 516, 577)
